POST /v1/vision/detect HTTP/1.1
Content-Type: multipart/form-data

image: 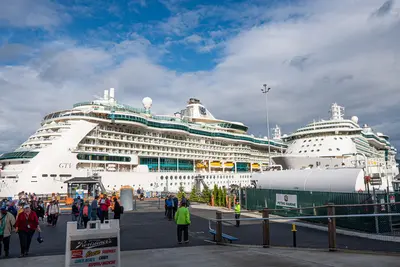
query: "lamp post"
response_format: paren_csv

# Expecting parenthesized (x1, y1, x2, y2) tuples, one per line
(261, 84, 271, 166)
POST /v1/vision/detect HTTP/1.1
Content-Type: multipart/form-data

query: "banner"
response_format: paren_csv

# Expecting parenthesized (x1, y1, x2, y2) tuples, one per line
(276, 194, 297, 208)
(69, 237, 118, 267)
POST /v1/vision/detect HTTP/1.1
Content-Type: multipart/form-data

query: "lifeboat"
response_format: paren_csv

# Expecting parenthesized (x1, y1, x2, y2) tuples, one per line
(252, 163, 260, 169)
(196, 162, 206, 168)
(210, 161, 222, 167)
(224, 162, 234, 168)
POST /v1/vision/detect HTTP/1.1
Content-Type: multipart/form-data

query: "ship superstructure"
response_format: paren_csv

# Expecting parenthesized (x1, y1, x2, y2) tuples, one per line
(270, 103, 399, 192)
(0, 88, 287, 197)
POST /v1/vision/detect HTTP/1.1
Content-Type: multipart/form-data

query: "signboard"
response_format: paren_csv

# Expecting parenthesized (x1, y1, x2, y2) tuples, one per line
(390, 195, 395, 204)
(276, 194, 298, 208)
(66, 220, 120, 267)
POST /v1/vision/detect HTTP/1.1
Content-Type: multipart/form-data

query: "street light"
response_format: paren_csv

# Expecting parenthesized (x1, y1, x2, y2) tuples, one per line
(261, 84, 271, 166)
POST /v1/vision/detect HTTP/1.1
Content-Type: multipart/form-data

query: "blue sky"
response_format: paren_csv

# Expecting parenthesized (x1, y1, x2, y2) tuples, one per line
(1, 0, 400, 156)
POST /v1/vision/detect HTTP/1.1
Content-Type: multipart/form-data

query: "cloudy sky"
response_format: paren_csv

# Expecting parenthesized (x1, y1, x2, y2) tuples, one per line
(0, 0, 399, 155)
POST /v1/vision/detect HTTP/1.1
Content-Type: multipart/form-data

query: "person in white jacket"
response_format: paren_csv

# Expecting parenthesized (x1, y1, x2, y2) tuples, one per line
(48, 201, 60, 227)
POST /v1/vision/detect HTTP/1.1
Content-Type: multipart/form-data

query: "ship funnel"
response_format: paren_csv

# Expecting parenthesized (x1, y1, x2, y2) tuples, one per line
(104, 89, 109, 100)
(109, 88, 115, 101)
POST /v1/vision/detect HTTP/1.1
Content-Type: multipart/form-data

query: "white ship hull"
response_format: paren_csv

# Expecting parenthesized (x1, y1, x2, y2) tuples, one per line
(0, 168, 252, 198)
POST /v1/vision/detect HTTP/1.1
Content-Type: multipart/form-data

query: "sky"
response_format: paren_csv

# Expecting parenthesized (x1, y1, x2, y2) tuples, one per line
(0, 0, 400, 156)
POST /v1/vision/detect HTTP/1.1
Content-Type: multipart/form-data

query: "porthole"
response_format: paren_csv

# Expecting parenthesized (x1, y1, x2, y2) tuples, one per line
(160, 176, 164, 180)
(150, 183, 153, 186)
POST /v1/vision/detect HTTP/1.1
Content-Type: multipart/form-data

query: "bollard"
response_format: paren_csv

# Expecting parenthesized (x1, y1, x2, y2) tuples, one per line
(133, 198, 137, 211)
(216, 211, 222, 243)
(262, 208, 270, 248)
(158, 197, 161, 210)
(327, 203, 337, 251)
(292, 223, 297, 247)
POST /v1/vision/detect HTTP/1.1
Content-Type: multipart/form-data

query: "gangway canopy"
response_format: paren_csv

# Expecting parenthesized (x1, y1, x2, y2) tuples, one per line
(64, 176, 106, 198)
(64, 177, 100, 184)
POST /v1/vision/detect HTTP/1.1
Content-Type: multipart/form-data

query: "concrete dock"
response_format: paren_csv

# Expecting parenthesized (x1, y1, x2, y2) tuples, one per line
(2, 245, 399, 267)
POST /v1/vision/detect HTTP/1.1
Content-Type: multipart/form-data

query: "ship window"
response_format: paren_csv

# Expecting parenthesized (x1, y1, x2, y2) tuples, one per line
(339, 137, 343, 140)
(316, 139, 318, 141)
(306, 145, 309, 147)
(303, 140, 307, 143)
(60, 174, 72, 178)
(175, 176, 178, 180)
(50, 174, 57, 177)
(311, 150, 314, 152)
(329, 148, 332, 151)
(160, 176, 164, 180)
(150, 183, 153, 187)
(179, 176, 182, 180)
(317, 149, 320, 152)
(299, 151, 302, 153)
(334, 137, 337, 140)
(304, 150, 307, 152)
(308, 140, 311, 142)
(42, 174, 48, 177)
(336, 148, 340, 151)
(313, 144, 316, 147)
(319, 144, 322, 146)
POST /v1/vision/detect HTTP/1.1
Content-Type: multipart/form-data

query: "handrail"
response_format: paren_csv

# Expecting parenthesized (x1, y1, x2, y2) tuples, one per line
(209, 213, 400, 222)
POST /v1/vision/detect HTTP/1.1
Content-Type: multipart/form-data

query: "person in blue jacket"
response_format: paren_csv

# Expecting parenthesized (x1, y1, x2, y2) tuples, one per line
(165, 196, 173, 221)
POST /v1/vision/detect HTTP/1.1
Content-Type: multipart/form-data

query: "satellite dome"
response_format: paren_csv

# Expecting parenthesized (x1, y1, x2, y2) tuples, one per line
(142, 97, 153, 109)
(351, 116, 359, 124)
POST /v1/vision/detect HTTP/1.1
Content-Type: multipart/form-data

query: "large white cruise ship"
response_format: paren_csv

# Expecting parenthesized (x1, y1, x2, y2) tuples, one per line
(254, 103, 399, 193)
(0, 88, 287, 198)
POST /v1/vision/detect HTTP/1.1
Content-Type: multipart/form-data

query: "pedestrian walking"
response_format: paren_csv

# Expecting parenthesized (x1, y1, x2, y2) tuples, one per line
(15, 204, 41, 257)
(174, 202, 191, 244)
(48, 201, 60, 227)
(91, 196, 99, 221)
(0, 206, 16, 258)
(113, 197, 122, 220)
(166, 196, 173, 221)
(80, 201, 91, 229)
(99, 195, 110, 223)
(172, 195, 178, 218)
(234, 200, 241, 227)
(71, 201, 80, 222)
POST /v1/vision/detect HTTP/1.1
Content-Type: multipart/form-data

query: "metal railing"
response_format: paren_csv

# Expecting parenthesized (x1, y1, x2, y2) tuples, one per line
(208, 205, 400, 251)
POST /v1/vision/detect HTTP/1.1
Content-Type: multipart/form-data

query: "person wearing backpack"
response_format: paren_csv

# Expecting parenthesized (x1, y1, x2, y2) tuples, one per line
(71, 202, 80, 222)
(80, 201, 92, 228)
(113, 197, 123, 220)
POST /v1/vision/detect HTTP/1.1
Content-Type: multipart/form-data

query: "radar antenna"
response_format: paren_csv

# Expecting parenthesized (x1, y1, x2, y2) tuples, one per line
(329, 103, 345, 120)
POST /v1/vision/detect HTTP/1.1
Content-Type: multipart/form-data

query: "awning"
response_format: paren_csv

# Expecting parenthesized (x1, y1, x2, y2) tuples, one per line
(64, 176, 101, 184)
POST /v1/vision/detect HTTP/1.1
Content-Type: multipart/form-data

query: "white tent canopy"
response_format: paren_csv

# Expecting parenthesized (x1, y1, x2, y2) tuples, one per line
(253, 168, 366, 193)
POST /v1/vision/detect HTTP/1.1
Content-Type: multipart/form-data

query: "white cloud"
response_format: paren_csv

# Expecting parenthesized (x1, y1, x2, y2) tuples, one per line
(1, 0, 400, 153)
(0, 0, 69, 28)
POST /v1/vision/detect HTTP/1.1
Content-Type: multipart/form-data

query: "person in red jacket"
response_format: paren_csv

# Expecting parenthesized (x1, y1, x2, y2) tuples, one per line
(15, 204, 41, 257)
(99, 195, 110, 223)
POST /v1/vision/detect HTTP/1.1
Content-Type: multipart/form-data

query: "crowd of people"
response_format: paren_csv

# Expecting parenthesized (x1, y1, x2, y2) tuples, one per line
(72, 194, 123, 228)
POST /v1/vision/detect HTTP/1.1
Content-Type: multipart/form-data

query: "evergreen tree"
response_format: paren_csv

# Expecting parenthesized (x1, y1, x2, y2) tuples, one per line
(201, 188, 212, 204)
(222, 187, 227, 207)
(218, 187, 223, 206)
(189, 186, 198, 202)
(177, 185, 185, 200)
(213, 184, 218, 205)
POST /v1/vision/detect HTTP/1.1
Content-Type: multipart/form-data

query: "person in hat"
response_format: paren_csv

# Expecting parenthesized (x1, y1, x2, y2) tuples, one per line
(15, 204, 41, 257)
(0, 206, 16, 258)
